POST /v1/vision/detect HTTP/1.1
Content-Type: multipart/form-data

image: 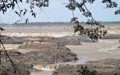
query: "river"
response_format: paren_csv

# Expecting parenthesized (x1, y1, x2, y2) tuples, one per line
(30, 39, 120, 75)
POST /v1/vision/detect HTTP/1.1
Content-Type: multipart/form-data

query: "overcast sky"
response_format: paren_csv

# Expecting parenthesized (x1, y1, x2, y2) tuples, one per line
(0, 0, 120, 24)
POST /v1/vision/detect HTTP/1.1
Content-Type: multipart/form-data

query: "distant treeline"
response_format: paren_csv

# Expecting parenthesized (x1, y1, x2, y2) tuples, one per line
(0, 23, 9, 26)
(99, 21, 120, 25)
(12, 22, 75, 25)
(1, 21, 120, 25)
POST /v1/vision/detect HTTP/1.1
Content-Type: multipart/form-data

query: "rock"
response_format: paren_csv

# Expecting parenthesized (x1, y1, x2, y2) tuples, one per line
(41, 42, 57, 47)
(1, 35, 90, 45)
(18, 40, 78, 65)
(1, 36, 25, 44)
(63, 35, 92, 42)
(18, 41, 70, 50)
(18, 41, 41, 49)
(118, 46, 120, 48)
(52, 59, 120, 75)
(102, 34, 120, 39)
(64, 40, 81, 45)
(0, 50, 31, 75)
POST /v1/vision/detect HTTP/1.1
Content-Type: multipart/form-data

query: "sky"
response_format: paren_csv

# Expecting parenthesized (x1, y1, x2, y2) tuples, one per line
(0, 0, 120, 24)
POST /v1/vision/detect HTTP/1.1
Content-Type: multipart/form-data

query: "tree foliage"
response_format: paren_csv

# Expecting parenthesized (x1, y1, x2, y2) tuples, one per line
(76, 66, 98, 75)
(0, 0, 49, 23)
(65, 0, 118, 41)
(76, 66, 118, 75)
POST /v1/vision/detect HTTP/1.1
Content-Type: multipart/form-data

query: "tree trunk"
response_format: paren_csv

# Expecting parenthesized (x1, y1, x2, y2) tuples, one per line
(0, 50, 1, 64)
(0, 43, 1, 64)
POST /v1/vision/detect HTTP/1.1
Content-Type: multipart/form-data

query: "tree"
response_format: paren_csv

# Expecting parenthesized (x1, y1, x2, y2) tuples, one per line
(65, 0, 118, 41)
(1, 0, 118, 41)
(0, 0, 119, 75)
(0, 0, 49, 23)
(0, 0, 118, 39)
(76, 66, 98, 75)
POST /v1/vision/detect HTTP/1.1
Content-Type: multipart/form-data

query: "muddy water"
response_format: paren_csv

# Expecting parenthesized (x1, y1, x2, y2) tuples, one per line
(66, 39, 120, 60)
(30, 39, 120, 75)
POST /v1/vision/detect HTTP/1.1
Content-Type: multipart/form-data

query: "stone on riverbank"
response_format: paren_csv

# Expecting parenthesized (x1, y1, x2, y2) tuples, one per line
(1, 34, 92, 44)
(0, 50, 31, 75)
(18, 40, 78, 64)
(52, 59, 120, 75)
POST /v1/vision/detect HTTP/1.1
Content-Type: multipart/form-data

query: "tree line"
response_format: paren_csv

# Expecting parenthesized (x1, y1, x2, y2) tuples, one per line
(1, 21, 120, 25)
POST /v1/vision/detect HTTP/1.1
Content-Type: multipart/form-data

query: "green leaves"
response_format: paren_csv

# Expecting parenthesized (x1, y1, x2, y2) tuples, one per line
(66, 3, 76, 10)
(66, 0, 95, 22)
(102, 0, 112, 3)
(0, 27, 5, 31)
(25, 18, 29, 24)
(87, 0, 95, 4)
(66, 0, 107, 41)
(30, 0, 49, 8)
(74, 25, 84, 34)
(71, 17, 78, 22)
(72, 18, 106, 41)
(7, 3, 11, 8)
(20, 0, 22, 2)
(115, 9, 120, 15)
(15, 11, 21, 17)
(76, 66, 98, 75)
(11, 2, 15, 9)
(32, 12, 36, 17)
(82, 12, 91, 17)
(102, 0, 118, 8)
(0, 0, 49, 23)
(86, 19, 100, 25)
(23, 9, 27, 16)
